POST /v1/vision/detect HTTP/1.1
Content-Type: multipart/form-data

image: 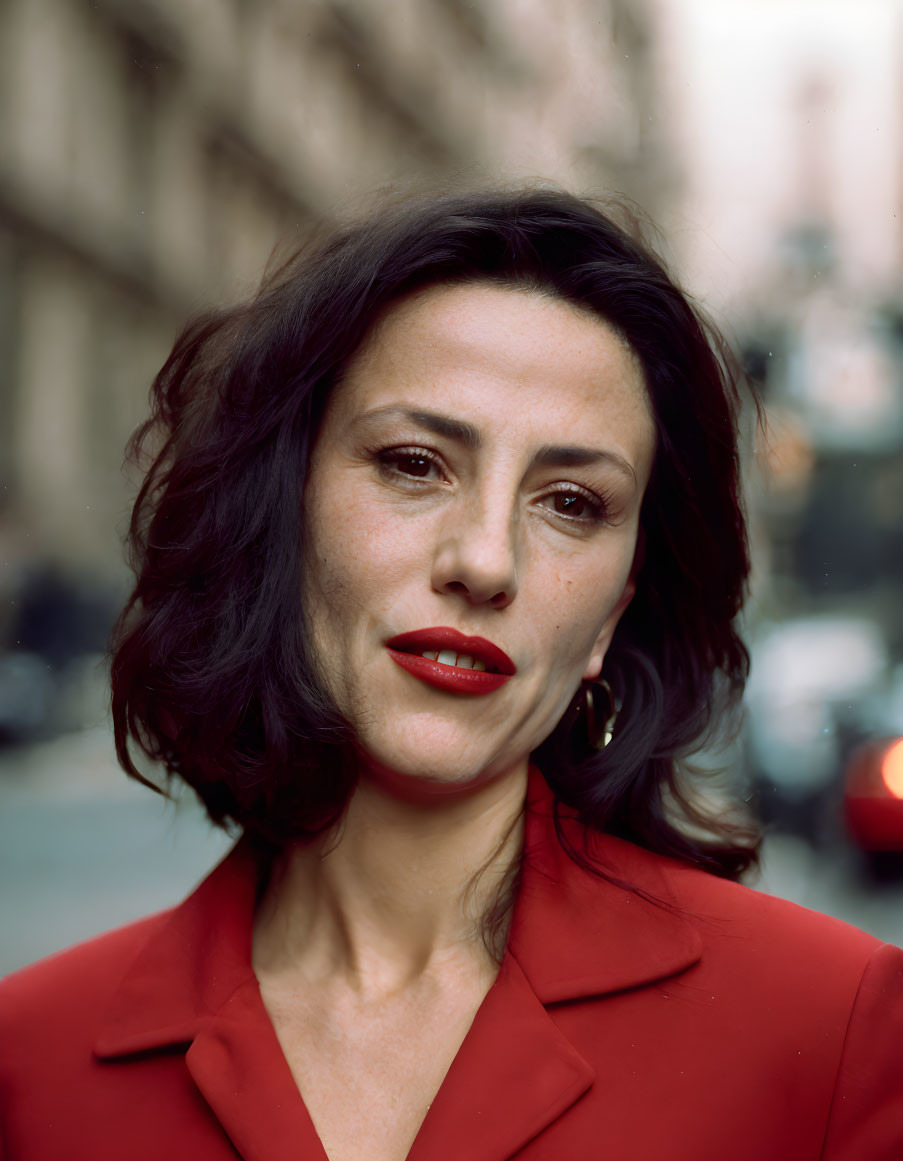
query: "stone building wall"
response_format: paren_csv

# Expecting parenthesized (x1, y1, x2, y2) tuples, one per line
(0, 0, 669, 588)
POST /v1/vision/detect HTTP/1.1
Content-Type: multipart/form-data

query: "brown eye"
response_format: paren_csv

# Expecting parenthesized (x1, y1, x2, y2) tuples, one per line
(553, 492, 588, 517)
(539, 487, 608, 527)
(377, 448, 441, 481)
(397, 454, 433, 478)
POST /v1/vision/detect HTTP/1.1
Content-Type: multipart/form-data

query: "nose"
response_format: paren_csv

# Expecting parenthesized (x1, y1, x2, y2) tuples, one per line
(431, 495, 519, 610)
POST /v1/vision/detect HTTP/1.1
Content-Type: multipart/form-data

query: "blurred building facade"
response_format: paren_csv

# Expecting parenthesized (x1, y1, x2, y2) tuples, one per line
(0, 0, 671, 739)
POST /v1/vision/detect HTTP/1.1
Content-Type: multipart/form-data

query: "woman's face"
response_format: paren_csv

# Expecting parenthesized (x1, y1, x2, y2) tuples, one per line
(302, 283, 656, 796)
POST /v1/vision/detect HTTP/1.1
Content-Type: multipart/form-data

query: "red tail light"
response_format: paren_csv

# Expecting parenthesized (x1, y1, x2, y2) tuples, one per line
(881, 738, 903, 799)
(844, 737, 903, 851)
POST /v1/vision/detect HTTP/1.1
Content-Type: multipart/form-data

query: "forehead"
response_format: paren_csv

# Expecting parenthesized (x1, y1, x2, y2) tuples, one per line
(330, 282, 656, 473)
(353, 282, 639, 383)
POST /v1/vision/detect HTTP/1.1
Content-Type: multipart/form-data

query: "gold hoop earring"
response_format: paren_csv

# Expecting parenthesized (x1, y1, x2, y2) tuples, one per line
(583, 679, 618, 750)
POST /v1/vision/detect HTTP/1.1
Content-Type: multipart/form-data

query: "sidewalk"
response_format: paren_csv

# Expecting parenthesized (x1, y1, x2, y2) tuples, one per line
(0, 727, 231, 975)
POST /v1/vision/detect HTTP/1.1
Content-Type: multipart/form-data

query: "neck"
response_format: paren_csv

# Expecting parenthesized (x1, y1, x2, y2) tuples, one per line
(252, 766, 529, 997)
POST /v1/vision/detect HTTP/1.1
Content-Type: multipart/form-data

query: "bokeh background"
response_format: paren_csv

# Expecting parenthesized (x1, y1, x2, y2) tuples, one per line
(1, 0, 902, 974)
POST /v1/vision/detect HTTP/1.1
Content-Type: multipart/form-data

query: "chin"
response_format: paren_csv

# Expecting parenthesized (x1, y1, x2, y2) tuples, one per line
(353, 738, 525, 803)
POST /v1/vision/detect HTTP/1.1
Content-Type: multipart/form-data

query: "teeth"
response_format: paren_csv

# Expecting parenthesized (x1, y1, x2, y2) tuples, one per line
(422, 650, 485, 671)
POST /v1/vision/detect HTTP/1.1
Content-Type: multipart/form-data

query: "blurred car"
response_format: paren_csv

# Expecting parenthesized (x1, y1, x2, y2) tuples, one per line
(745, 615, 901, 850)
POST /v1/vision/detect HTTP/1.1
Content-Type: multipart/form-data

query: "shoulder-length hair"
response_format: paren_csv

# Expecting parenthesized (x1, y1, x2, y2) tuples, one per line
(111, 187, 758, 876)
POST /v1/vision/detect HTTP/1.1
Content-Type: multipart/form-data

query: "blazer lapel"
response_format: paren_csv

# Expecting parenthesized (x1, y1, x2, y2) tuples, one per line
(186, 979, 328, 1161)
(95, 842, 326, 1161)
(408, 952, 593, 1161)
(408, 772, 703, 1160)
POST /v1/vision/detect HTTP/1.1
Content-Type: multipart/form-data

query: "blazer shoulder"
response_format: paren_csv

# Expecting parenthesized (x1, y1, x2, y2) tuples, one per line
(662, 853, 885, 965)
(592, 832, 885, 961)
(0, 910, 170, 1026)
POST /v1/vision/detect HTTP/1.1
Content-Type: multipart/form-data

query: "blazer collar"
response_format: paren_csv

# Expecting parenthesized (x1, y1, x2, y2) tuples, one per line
(96, 771, 701, 1058)
(508, 771, 702, 1003)
(94, 839, 262, 1057)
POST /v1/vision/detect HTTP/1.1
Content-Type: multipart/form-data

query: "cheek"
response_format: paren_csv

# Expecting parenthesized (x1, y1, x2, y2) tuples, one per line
(541, 550, 635, 667)
(303, 488, 418, 619)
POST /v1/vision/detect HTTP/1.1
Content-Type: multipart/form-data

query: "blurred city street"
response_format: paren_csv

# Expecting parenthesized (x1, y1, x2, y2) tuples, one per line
(2, 727, 901, 978)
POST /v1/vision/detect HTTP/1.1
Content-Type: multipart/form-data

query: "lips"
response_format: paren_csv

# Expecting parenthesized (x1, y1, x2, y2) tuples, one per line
(385, 627, 515, 695)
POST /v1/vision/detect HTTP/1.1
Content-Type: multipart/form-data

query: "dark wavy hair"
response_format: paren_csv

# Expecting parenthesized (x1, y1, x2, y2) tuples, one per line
(111, 187, 759, 877)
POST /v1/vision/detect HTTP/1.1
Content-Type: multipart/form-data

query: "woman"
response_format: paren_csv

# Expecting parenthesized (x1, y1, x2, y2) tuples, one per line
(1, 189, 900, 1161)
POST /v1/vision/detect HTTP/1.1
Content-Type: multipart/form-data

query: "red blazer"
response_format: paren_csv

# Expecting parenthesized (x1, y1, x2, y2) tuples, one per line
(2, 773, 902, 1161)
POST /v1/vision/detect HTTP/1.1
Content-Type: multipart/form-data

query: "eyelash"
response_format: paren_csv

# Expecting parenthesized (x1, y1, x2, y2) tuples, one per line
(374, 446, 611, 527)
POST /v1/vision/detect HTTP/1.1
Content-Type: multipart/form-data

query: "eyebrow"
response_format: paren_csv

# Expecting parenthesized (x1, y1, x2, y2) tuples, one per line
(357, 405, 638, 485)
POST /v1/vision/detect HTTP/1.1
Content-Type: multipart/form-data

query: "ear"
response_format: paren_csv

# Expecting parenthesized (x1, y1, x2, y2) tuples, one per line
(581, 575, 636, 681)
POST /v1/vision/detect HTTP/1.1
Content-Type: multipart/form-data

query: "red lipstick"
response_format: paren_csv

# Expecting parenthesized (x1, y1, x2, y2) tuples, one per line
(386, 627, 515, 695)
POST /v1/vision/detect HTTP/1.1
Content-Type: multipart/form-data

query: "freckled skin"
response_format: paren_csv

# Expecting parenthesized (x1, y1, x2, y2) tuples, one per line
(302, 283, 656, 799)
